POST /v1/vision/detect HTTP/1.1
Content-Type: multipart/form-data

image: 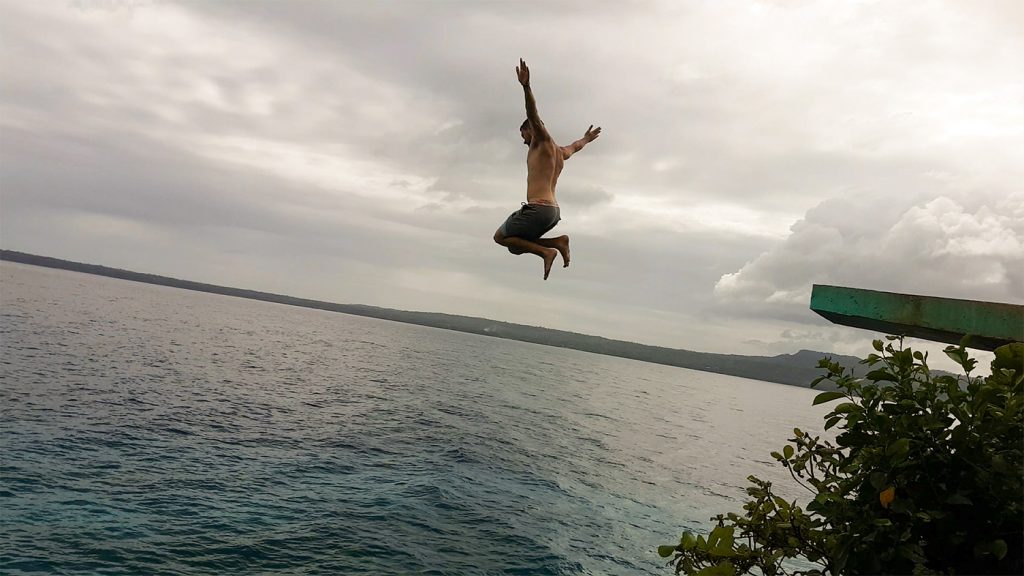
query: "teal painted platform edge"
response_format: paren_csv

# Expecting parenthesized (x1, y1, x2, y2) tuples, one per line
(810, 285, 1024, 351)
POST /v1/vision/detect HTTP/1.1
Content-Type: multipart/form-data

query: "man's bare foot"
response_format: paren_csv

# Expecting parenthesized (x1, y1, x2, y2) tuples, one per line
(553, 235, 570, 267)
(537, 236, 570, 267)
(542, 248, 557, 280)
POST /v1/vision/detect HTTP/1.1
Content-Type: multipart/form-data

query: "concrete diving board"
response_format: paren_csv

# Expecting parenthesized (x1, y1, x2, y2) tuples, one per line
(810, 284, 1024, 351)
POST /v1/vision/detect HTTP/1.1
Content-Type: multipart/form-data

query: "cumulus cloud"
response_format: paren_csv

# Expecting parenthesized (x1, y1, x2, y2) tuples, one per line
(714, 189, 1024, 323)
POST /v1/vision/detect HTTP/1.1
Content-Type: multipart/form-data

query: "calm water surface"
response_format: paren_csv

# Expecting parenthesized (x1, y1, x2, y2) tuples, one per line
(0, 263, 827, 574)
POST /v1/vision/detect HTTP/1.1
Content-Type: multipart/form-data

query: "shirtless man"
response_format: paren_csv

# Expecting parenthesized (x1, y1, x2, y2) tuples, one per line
(493, 59, 601, 280)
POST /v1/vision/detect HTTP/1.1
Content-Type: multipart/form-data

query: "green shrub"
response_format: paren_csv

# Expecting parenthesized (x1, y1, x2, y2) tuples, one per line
(660, 338, 1023, 575)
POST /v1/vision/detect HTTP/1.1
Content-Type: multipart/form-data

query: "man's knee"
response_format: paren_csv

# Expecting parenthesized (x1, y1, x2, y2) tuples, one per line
(494, 230, 525, 254)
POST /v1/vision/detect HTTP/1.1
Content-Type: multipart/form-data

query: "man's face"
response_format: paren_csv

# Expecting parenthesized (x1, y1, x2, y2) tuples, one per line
(521, 126, 532, 145)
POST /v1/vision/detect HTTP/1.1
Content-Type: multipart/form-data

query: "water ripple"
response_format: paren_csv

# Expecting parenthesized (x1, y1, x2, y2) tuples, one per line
(1, 263, 827, 574)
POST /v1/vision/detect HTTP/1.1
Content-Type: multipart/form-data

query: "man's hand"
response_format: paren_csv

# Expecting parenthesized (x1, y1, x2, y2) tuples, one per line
(563, 125, 602, 159)
(516, 58, 530, 86)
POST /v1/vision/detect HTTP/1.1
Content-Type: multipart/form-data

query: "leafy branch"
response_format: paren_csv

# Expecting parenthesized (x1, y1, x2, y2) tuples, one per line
(660, 338, 1023, 575)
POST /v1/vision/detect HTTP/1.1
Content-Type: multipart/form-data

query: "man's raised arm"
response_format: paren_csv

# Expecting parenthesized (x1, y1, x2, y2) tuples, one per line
(562, 125, 602, 160)
(517, 59, 550, 140)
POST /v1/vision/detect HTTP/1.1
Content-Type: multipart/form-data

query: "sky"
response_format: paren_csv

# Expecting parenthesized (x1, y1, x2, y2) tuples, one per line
(2, 0, 1022, 370)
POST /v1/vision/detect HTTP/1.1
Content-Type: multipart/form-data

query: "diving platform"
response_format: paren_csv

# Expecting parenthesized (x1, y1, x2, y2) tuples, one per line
(810, 284, 1024, 351)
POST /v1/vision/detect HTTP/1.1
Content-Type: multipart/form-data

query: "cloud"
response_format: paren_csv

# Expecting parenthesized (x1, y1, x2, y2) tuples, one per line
(713, 189, 1024, 323)
(2, 0, 1022, 368)
(555, 184, 615, 211)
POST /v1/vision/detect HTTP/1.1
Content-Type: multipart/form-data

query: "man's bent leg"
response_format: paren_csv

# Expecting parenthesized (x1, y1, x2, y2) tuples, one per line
(494, 229, 526, 255)
(495, 233, 558, 280)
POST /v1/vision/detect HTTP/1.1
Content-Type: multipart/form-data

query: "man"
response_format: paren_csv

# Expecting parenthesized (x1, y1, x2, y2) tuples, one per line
(493, 58, 601, 280)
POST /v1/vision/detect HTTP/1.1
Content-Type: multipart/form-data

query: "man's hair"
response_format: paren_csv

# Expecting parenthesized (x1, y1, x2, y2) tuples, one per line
(520, 119, 530, 131)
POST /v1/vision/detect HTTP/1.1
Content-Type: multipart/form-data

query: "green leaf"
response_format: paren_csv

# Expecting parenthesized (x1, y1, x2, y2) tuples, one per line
(833, 402, 860, 414)
(992, 539, 1008, 560)
(886, 438, 911, 457)
(680, 531, 697, 550)
(873, 518, 892, 526)
(993, 343, 1024, 372)
(709, 526, 735, 555)
(812, 391, 846, 405)
(873, 339, 884, 352)
(694, 561, 736, 576)
(823, 416, 842, 430)
(707, 527, 722, 550)
(898, 543, 927, 563)
(991, 454, 1009, 473)
(783, 445, 794, 459)
(814, 492, 837, 505)
(944, 346, 969, 368)
(657, 545, 676, 558)
(866, 369, 898, 382)
(890, 498, 911, 514)
(946, 494, 973, 505)
(974, 539, 1008, 560)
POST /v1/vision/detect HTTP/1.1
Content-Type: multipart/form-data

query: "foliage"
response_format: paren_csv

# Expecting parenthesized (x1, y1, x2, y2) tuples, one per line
(659, 338, 1024, 575)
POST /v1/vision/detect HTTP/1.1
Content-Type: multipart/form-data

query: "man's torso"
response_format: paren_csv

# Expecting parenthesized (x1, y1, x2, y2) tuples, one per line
(525, 139, 563, 206)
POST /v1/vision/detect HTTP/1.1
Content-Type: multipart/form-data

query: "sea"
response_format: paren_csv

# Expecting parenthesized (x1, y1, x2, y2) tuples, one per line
(0, 262, 829, 575)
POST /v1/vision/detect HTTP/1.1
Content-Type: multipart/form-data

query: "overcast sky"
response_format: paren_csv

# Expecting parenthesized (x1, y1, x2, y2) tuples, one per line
(2, 0, 1021, 368)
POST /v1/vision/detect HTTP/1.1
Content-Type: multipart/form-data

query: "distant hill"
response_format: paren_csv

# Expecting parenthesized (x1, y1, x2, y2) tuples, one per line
(1, 249, 860, 388)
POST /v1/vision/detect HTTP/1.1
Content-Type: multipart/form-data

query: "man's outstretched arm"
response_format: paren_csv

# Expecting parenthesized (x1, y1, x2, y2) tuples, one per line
(517, 59, 551, 141)
(562, 125, 602, 159)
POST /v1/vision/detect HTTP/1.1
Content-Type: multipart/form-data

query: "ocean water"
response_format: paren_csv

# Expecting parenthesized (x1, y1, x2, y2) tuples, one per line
(0, 262, 828, 575)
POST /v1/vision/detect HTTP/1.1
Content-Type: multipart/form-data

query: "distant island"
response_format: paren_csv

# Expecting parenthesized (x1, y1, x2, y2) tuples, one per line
(1, 249, 856, 388)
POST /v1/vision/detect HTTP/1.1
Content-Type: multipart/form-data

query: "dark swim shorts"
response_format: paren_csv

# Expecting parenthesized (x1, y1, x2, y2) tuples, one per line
(499, 203, 561, 240)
